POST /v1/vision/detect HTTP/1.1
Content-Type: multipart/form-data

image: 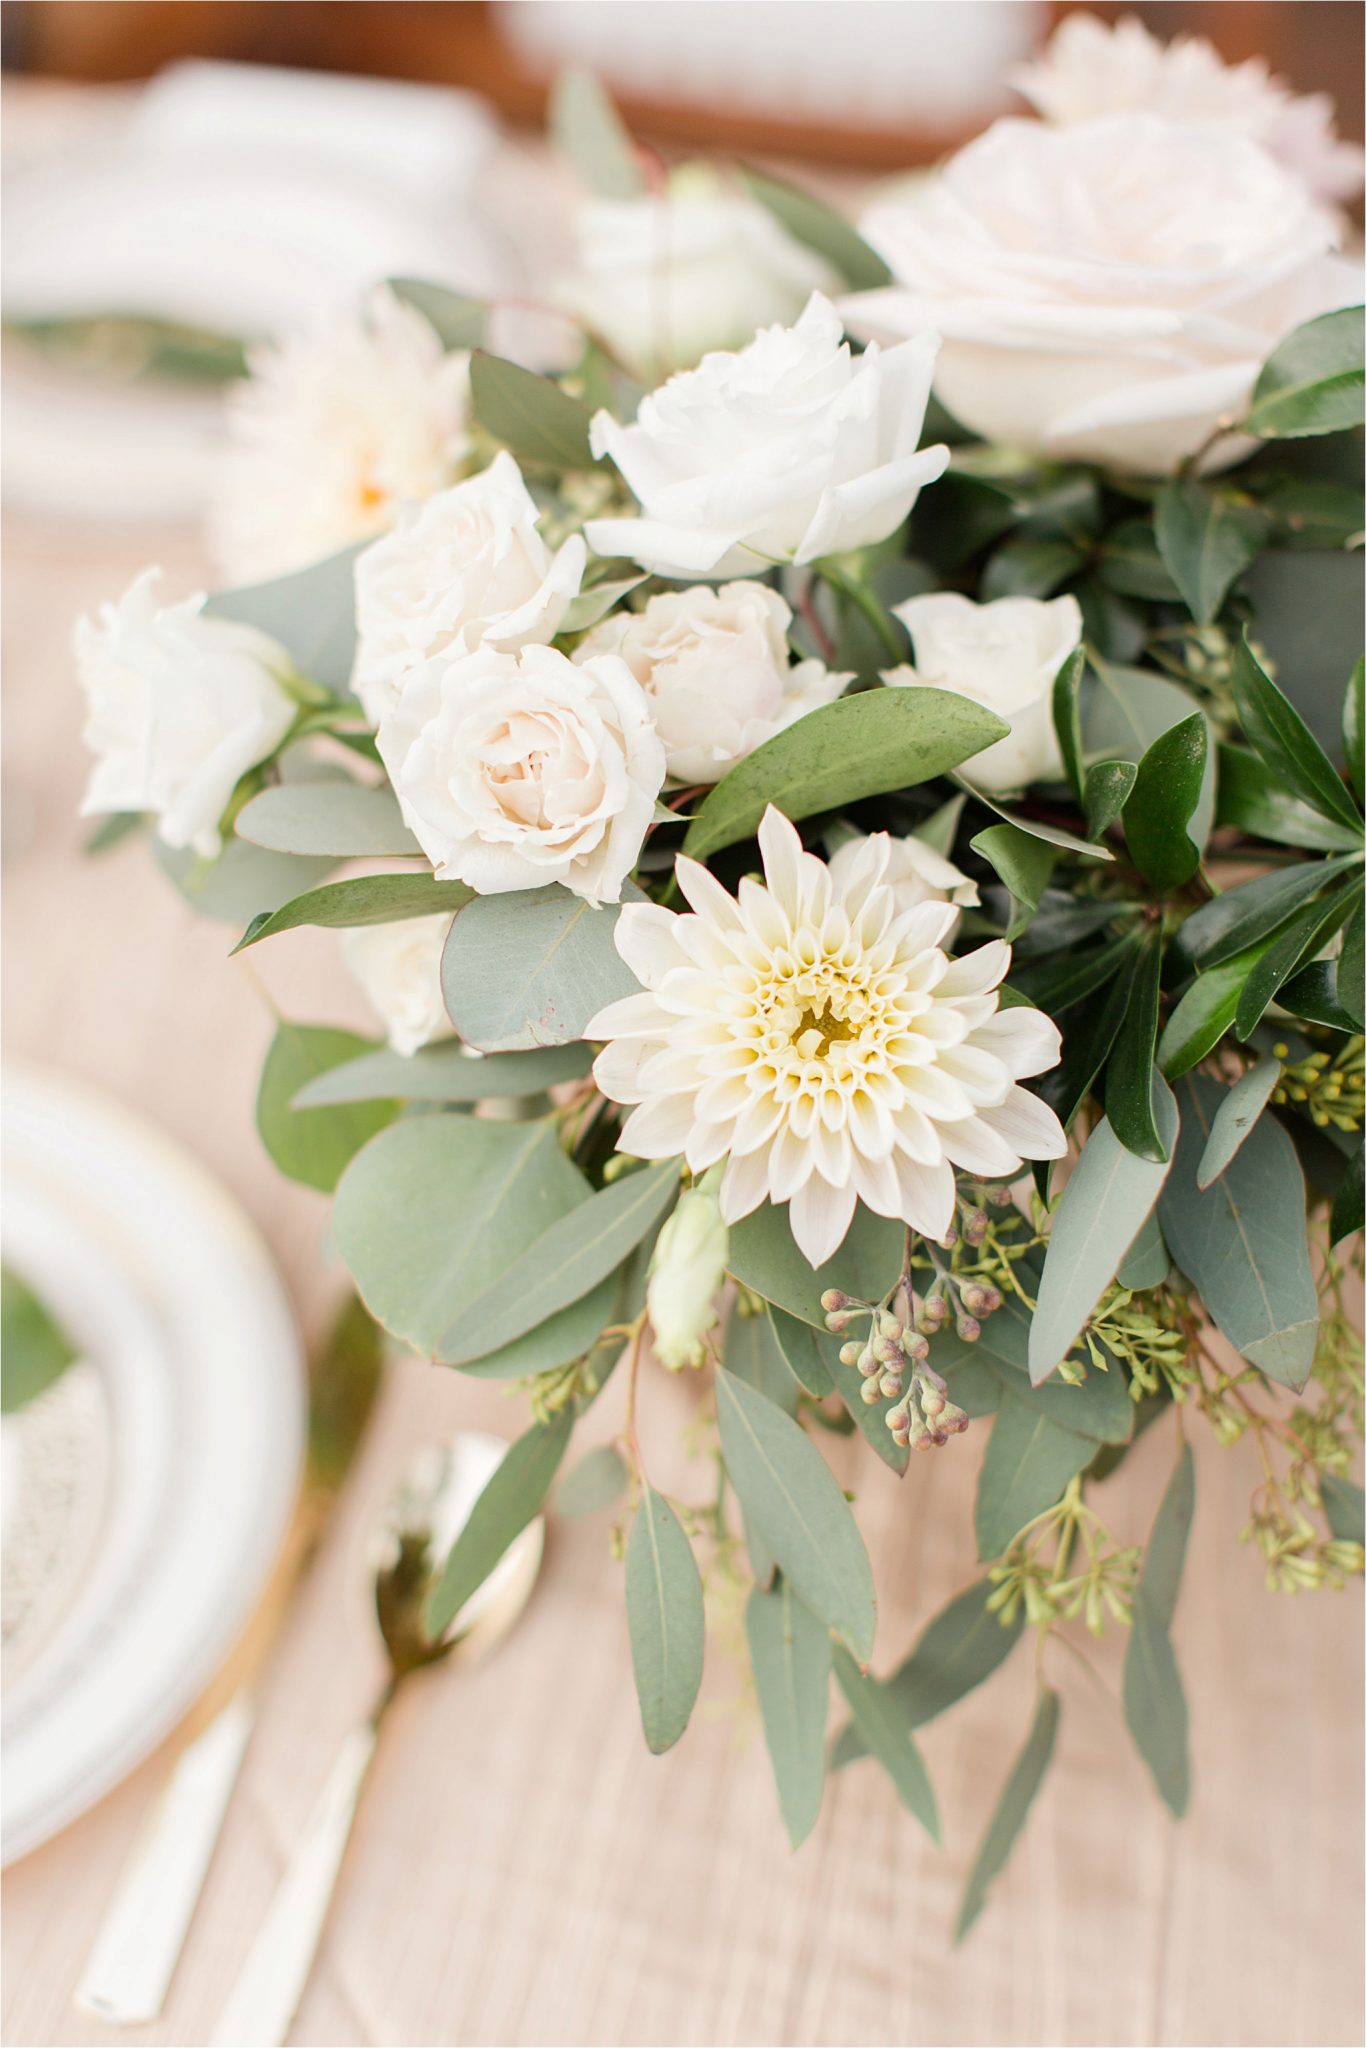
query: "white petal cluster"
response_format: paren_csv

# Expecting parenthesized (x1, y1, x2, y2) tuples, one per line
(379, 642, 665, 905)
(1013, 13, 1364, 207)
(353, 452, 586, 724)
(584, 293, 948, 579)
(73, 568, 294, 858)
(827, 829, 979, 932)
(882, 591, 1083, 795)
(210, 285, 471, 584)
(588, 808, 1065, 1267)
(844, 115, 1356, 476)
(574, 580, 849, 786)
(342, 913, 453, 1056)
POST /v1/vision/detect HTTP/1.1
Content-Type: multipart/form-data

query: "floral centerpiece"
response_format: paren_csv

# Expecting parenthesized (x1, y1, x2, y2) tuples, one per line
(73, 17, 1364, 1932)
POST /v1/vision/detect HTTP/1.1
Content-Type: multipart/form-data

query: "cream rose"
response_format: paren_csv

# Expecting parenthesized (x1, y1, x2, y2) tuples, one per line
(584, 292, 948, 579)
(379, 642, 665, 904)
(827, 829, 979, 932)
(342, 913, 452, 1057)
(210, 284, 471, 585)
(74, 568, 295, 858)
(883, 591, 1082, 795)
(560, 165, 832, 380)
(352, 452, 586, 724)
(1013, 14, 1364, 208)
(574, 581, 849, 786)
(844, 115, 1357, 477)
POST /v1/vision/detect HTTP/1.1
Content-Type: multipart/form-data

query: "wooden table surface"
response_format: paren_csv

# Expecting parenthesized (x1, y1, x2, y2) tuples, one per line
(2, 130, 1363, 2048)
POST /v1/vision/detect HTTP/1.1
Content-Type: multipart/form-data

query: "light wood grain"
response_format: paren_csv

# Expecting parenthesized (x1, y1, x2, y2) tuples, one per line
(2, 236, 1363, 2048)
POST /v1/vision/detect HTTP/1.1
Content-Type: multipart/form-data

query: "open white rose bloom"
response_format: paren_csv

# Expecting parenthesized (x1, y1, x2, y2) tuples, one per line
(588, 809, 1066, 1266)
(76, 30, 1366, 1902)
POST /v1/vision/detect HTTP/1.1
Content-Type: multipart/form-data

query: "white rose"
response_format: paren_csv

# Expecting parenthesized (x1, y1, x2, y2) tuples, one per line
(209, 285, 471, 584)
(352, 452, 587, 725)
(844, 115, 1358, 477)
(342, 913, 452, 1057)
(1013, 14, 1364, 208)
(646, 1165, 728, 1371)
(827, 829, 979, 932)
(74, 567, 295, 858)
(575, 580, 849, 786)
(560, 165, 832, 380)
(584, 292, 949, 579)
(884, 591, 1083, 795)
(379, 642, 665, 904)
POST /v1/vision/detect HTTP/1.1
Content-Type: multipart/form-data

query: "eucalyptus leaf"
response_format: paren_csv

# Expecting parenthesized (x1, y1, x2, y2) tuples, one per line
(1140, 1443, 1196, 1633)
(1159, 1073, 1318, 1390)
(1243, 307, 1365, 440)
(832, 1579, 1022, 1770)
(955, 1688, 1060, 1942)
(234, 873, 472, 952)
(715, 1367, 876, 1661)
(469, 350, 597, 471)
(1122, 1596, 1190, 1817)
(1123, 714, 1208, 892)
(831, 1646, 939, 1840)
(236, 782, 419, 858)
(956, 780, 1113, 860)
(293, 1039, 593, 1107)
(387, 277, 486, 350)
(1320, 1473, 1365, 1546)
(1028, 1082, 1179, 1384)
(626, 1485, 706, 1753)
(424, 1409, 572, 1638)
(768, 1306, 834, 1399)
(441, 883, 642, 1050)
(549, 68, 644, 198)
(683, 688, 1007, 861)
(156, 837, 336, 928)
(1154, 477, 1268, 624)
(257, 1023, 394, 1192)
(974, 1394, 1096, 1561)
(556, 1444, 628, 1517)
(970, 822, 1055, 941)
(746, 1577, 832, 1848)
(1231, 634, 1363, 833)
(726, 1200, 903, 1329)
(724, 1301, 801, 1415)
(824, 1339, 911, 1476)
(738, 165, 890, 291)
(559, 574, 647, 636)
(1084, 758, 1137, 839)
(1117, 1211, 1170, 1291)
(1196, 1058, 1281, 1187)
(206, 543, 362, 693)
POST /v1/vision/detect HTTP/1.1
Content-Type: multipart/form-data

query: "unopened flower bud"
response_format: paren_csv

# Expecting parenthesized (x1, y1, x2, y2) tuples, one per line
(877, 1309, 902, 1339)
(856, 1344, 879, 1378)
(957, 1314, 981, 1342)
(960, 1282, 991, 1315)
(921, 1387, 946, 1419)
(824, 1310, 855, 1333)
(941, 1401, 969, 1435)
(839, 1341, 863, 1367)
(940, 1227, 959, 1249)
(645, 1166, 727, 1370)
(860, 1377, 882, 1406)
(872, 1334, 901, 1366)
(963, 1208, 989, 1245)
(820, 1290, 851, 1313)
(989, 1186, 1013, 1207)
(904, 1332, 930, 1365)
(879, 1371, 904, 1399)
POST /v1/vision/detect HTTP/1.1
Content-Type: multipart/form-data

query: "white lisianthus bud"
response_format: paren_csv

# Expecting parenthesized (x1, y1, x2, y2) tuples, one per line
(342, 912, 453, 1056)
(559, 163, 833, 380)
(646, 1166, 729, 1371)
(574, 581, 849, 786)
(73, 568, 295, 858)
(882, 591, 1083, 795)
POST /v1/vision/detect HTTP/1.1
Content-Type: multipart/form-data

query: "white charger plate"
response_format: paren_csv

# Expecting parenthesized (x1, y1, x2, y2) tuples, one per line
(2, 1067, 306, 1864)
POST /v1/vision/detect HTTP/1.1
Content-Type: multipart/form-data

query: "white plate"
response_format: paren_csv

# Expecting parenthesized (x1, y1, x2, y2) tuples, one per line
(1, 1067, 306, 1864)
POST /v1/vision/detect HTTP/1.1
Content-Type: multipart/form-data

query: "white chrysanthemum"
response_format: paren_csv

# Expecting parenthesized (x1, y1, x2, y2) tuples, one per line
(588, 808, 1065, 1267)
(210, 285, 471, 584)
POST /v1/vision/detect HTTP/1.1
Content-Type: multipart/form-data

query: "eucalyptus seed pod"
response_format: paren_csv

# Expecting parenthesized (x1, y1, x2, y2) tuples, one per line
(879, 1371, 903, 1399)
(957, 1314, 981, 1342)
(839, 1340, 863, 1367)
(860, 1377, 882, 1407)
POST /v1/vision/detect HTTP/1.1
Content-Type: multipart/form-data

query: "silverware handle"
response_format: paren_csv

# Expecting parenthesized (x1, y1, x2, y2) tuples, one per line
(74, 1693, 256, 2026)
(211, 1719, 378, 2048)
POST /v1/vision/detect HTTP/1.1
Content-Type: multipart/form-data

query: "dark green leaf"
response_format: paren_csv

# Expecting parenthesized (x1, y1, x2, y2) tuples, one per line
(715, 1367, 876, 1660)
(1086, 667, 1216, 850)
(1051, 646, 1085, 798)
(974, 1394, 1096, 1561)
(387, 277, 485, 350)
(1158, 938, 1278, 1079)
(981, 534, 1084, 601)
(469, 350, 597, 471)
(970, 822, 1055, 941)
(1084, 759, 1137, 840)
(832, 1579, 1021, 1770)
(305, 1293, 385, 1494)
(1159, 1073, 1318, 1390)
(955, 1688, 1060, 1942)
(626, 1484, 706, 1752)
(682, 687, 1007, 861)
(1028, 1083, 1179, 1384)
(1097, 519, 1180, 601)
(1123, 715, 1209, 892)
(1154, 477, 1269, 623)
(1320, 1474, 1365, 1546)
(1215, 744, 1362, 853)
(1243, 307, 1365, 440)
(1261, 474, 1365, 550)
(1346, 657, 1365, 806)
(556, 1444, 628, 1517)
(726, 1201, 903, 1329)
(1234, 878, 1360, 1038)
(549, 68, 644, 198)
(1231, 635, 1363, 832)
(1010, 934, 1140, 1016)
(768, 1306, 834, 1398)
(1340, 898, 1365, 1029)
(293, 1039, 593, 1107)
(234, 874, 472, 952)
(738, 164, 890, 291)
(1174, 857, 1358, 970)
(1106, 941, 1167, 1162)
(236, 782, 419, 859)
(424, 1409, 571, 1637)
(1196, 1058, 1281, 1186)
(1123, 1594, 1189, 1816)
(746, 1577, 831, 1847)
(832, 1645, 939, 1839)
(257, 1023, 394, 1192)
(1, 1268, 77, 1413)
(442, 882, 643, 1050)
(1275, 958, 1360, 1033)
(1038, 945, 1141, 1129)
(1330, 1143, 1364, 1245)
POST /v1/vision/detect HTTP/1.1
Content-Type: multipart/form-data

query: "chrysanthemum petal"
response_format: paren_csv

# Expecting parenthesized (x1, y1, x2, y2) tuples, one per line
(613, 901, 687, 987)
(788, 1174, 858, 1266)
(619, 1094, 694, 1158)
(968, 1006, 1063, 1078)
(978, 1086, 1067, 1159)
